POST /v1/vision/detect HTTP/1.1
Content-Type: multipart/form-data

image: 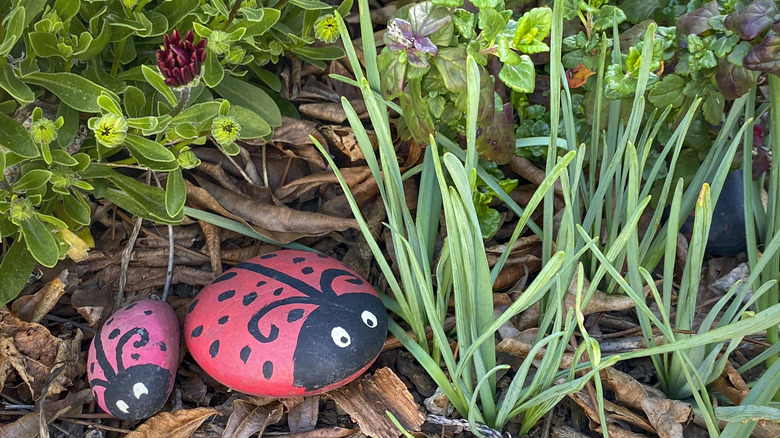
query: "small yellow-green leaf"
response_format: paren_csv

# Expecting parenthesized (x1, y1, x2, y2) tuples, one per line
(141, 64, 178, 107)
(124, 134, 179, 171)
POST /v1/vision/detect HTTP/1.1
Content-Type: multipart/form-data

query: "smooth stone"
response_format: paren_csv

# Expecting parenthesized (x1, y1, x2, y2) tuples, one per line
(185, 250, 387, 397)
(87, 299, 179, 420)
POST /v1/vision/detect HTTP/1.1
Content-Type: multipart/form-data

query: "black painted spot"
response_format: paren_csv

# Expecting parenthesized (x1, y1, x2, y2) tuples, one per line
(188, 299, 199, 314)
(301, 267, 314, 275)
(243, 292, 258, 306)
(125, 303, 137, 310)
(213, 272, 238, 283)
(209, 340, 220, 358)
(346, 278, 363, 285)
(273, 287, 283, 296)
(288, 309, 305, 322)
(317, 253, 328, 258)
(260, 253, 277, 259)
(218, 315, 229, 325)
(131, 353, 140, 360)
(263, 361, 273, 379)
(108, 328, 121, 339)
(240, 346, 251, 364)
(191, 325, 203, 338)
(90, 363, 94, 373)
(257, 281, 266, 287)
(218, 290, 236, 302)
(159, 342, 167, 351)
(106, 318, 114, 325)
(144, 310, 152, 315)
(292, 257, 305, 263)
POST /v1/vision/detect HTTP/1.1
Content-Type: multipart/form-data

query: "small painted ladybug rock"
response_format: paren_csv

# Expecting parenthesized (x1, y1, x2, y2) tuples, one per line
(185, 250, 387, 397)
(87, 300, 180, 420)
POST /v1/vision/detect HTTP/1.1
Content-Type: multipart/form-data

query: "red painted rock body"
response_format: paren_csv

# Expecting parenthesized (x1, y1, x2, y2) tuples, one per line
(87, 300, 179, 420)
(185, 250, 387, 397)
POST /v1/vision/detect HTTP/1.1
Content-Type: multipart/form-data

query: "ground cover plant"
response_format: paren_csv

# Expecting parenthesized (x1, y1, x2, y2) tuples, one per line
(1, 0, 780, 437)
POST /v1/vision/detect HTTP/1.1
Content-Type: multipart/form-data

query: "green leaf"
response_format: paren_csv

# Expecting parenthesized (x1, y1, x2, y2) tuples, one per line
(203, 48, 225, 88)
(123, 134, 178, 171)
(104, 171, 183, 224)
(618, 0, 660, 23)
(214, 75, 282, 128)
(0, 238, 37, 305)
(593, 5, 627, 32)
(141, 65, 178, 107)
(431, 47, 468, 93)
(123, 86, 146, 118)
(153, 0, 200, 28)
(0, 7, 25, 56)
(499, 55, 535, 93)
(479, 8, 508, 43)
(0, 63, 34, 104)
(62, 190, 91, 226)
(290, 45, 346, 61)
(13, 169, 52, 191)
(229, 105, 272, 139)
(649, 73, 686, 107)
(97, 94, 123, 116)
(165, 168, 186, 218)
(72, 19, 111, 61)
(0, 112, 38, 158)
(20, 215, 59, 268)
(24, 72, 120, 113)
(702, 90, 725, 125)
(513, 7, 552, 52)
(54, 0, 80, 20)
(289, 0, 332, 10)
(27, 32, 63, 58)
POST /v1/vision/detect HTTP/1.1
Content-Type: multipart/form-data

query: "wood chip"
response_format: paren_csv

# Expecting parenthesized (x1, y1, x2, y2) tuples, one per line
(330, 367, 425, 438)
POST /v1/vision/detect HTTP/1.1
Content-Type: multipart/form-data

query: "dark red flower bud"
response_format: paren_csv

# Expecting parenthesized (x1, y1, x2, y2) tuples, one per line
(156, 30, 207, 88)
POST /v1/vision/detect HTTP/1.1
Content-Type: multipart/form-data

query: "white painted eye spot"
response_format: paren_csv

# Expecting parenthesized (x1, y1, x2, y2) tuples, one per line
(331, 327, 351, 348)
(133, 382, 149, 399)
(116, 400, 130, 414)
(361, 310, 378, 328)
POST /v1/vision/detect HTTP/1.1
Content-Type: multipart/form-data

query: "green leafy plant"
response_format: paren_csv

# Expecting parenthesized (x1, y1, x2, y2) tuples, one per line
(376, 0, 552, 164)
(0, 0, 349, 303)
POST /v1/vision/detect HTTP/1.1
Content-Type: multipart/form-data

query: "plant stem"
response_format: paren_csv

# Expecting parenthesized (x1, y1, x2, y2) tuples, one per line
(169, 86, 191, 117)
(764, 74, 780, 369)
(225, 0, 244, 29)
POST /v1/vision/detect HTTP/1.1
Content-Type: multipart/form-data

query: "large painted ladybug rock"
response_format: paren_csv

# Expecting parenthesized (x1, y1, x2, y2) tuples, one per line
(185, 250, 387, 397)
(87, 299, 180, 420)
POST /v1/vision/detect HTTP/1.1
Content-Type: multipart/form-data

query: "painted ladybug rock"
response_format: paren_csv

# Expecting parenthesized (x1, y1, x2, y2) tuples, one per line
(87, 300, 180, 420)
(185, 250, 387, 397)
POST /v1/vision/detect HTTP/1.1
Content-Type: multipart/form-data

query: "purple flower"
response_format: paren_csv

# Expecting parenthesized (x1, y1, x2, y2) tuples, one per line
(384, 4, 451, 68)
(156, 30, 207, 88)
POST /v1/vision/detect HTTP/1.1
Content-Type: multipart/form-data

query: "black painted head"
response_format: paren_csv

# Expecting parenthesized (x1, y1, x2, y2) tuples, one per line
(292, 292, 387, 390)
(90, 327, 173, 420)
(97, 363, 172, 419)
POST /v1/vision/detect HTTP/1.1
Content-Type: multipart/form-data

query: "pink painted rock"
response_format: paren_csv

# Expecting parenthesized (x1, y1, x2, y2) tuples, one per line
(185, 250, 387, 397)
(87, 299, 180, 420)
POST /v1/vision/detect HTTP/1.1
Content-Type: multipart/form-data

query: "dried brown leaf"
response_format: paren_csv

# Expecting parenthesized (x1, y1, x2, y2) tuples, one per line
(321, 125, 376, 162)
(127, 407, 219, 438)
(194, 178, 358, 239)
(298, 100, 367, 124)
(708, 361, 749, 405)
(330, 367, 425, 438)
(275, 167, 371, 202)
(222, 399, 283, 438)
(509, 156, 563, 194)
(288, 396, 320, 433)
(283, 427, 360, 438)
(11, 273, 68, 324)
(199, 219, 223, 275)
(74, 306, 103, 329)
(0, 389, 92, 438)
(601, 367, 691, 438)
